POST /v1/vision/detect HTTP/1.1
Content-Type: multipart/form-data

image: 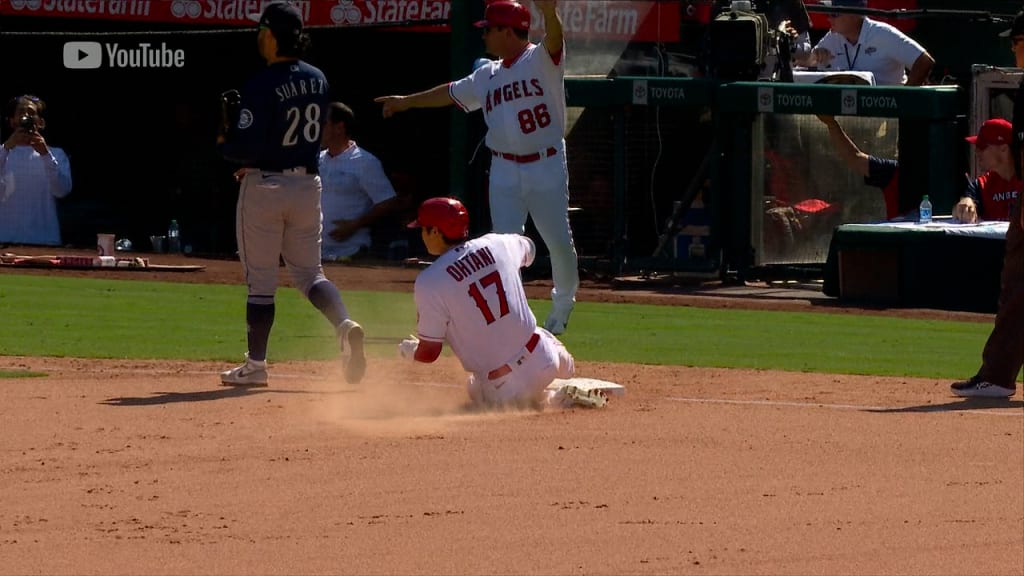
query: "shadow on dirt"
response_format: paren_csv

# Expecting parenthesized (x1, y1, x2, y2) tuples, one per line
(100, 386, 356, 406)
(863, 398, 1023, 414)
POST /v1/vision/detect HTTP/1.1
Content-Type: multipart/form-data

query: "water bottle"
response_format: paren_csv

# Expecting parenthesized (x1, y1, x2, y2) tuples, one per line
(167, 219, 181, 253)
(918, 195, 932, 224)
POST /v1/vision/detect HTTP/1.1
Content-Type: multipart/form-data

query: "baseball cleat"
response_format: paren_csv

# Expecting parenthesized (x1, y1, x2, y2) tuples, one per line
(339, 319, 366, 384)
(562, 384, 607, 408)
(951, 378, 1016, 398)
(221, 353, 268, 387)
(544, 305, 573, 336)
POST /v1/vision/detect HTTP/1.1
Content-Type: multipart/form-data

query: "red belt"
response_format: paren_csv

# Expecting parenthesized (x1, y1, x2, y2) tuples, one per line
(491, 147, 558, 164)
(487, 332, 541, 380)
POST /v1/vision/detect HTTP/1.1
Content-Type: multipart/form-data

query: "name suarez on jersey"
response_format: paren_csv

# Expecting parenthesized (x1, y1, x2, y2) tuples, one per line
(275, 78, 327, 102)
(484, 78, 544, 114)
(446, 246, 497, 282)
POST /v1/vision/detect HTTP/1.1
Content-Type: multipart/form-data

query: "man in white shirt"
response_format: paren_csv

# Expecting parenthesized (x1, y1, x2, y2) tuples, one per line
(797, 0, 934, 86)
(0, 94, 73, 246)
(319, 102, 402, 262)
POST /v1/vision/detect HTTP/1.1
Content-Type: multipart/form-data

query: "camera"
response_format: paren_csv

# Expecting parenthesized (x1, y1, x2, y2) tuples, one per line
(707, 0, 794, 82)
(18, 114, 37, 133)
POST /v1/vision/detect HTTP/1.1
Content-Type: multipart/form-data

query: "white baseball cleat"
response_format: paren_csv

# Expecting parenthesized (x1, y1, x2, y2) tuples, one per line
(339, 318, 366, 384)
(221, 353, 268, 387)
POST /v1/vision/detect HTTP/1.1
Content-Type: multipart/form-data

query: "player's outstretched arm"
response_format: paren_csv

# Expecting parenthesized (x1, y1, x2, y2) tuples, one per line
(817, 115, 870, 178)
(374, 83, 454, 118)
(536, 0, 563, 58)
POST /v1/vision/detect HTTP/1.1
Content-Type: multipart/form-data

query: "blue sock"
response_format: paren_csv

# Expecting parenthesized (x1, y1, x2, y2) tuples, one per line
(246, 301, 275, 361)
(307, 280, 348, 328)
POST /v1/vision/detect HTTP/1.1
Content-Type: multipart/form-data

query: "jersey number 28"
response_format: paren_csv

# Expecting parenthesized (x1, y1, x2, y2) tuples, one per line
(284, 103, 322, 146)
(467, 271, 509, 324)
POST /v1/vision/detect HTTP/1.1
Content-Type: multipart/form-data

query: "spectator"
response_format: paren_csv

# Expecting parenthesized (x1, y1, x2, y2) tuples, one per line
(0, 94, 73, 246)
(817, 114, 902, 220)
(798, 0, 934, 86)
(955, 118, 1021, 223)
(319, 102, 404, 262)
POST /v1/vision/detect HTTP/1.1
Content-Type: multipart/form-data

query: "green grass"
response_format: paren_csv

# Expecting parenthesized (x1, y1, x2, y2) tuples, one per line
(0, 369, 47, 378)
(0, 274, 996, 380)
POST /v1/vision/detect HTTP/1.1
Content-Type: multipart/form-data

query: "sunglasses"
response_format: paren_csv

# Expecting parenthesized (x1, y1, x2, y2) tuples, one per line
(1013, 36, 1024, 45)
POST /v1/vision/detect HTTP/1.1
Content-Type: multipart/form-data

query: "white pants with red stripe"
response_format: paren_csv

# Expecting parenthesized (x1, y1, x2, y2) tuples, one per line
(467, 328, 575, 407)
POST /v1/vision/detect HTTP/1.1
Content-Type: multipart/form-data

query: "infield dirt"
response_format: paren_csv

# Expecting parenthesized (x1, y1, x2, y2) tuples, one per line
(1, 248, 1021, 575)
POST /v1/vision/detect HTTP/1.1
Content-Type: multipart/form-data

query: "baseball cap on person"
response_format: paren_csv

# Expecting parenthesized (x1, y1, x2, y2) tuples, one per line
(966, 118, 1013, 149)
(999, 9, 1024, 38)
(258, 1, 303, 42)
(474, 1, 531, 31)
(408, 197, 470, 240)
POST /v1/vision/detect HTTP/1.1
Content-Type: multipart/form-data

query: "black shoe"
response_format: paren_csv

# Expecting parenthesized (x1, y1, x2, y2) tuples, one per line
(951, 377, 1016, 398)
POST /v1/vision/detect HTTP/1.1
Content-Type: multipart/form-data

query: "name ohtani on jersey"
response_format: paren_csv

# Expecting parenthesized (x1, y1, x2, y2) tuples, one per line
(446, 246, 496, 282)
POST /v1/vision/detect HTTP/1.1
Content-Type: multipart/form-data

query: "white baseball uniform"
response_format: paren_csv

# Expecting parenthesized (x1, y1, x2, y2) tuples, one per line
(448, 42, 579, 320)
(813, 18, 926, 86)
(413, 232, 574, 405)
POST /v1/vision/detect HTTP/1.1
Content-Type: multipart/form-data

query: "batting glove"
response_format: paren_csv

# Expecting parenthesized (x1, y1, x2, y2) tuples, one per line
(398, 335, 419, 361)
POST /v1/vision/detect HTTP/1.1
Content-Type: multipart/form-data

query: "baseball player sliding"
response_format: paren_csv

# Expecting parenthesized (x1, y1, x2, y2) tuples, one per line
(216, 1, 365, 387)
(400, 197, 602, 409)
(375, 0, 579, 335)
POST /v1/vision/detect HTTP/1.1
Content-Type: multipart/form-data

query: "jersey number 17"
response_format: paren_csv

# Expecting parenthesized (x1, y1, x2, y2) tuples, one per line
(467, 271, 509, 324)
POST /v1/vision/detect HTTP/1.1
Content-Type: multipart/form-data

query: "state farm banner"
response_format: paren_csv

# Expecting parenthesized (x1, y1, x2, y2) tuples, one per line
(0, 0, 680, 42)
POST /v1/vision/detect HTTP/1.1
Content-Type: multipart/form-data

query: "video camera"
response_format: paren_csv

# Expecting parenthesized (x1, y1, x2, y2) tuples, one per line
(707, 0, 794, 82)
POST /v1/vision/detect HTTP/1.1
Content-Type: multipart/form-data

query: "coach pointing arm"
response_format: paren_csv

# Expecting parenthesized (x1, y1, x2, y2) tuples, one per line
(374, 84, 453, 118)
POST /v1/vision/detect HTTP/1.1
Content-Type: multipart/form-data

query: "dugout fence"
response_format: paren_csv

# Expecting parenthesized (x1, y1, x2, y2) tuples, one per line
(545, 77, 964, 281)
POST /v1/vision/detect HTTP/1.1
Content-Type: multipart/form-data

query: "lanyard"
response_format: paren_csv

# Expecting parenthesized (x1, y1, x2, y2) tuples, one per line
(844, 44, 861, 70)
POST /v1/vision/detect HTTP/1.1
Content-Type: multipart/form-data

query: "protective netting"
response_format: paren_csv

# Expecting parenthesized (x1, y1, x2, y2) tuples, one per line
(755, 113, 898, 265)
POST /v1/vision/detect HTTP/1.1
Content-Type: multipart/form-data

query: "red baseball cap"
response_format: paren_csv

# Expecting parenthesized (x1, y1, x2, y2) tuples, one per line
(474, 1, 530, 31)
(966, 118, 1012, 149)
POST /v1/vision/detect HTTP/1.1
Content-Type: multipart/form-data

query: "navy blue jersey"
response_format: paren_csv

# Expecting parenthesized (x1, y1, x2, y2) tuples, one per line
(220, 60, 329, 173)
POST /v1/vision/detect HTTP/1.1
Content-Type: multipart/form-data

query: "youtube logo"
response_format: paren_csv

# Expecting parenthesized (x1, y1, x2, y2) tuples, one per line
(63, 42, 102, 69)
(62, 41, 186, 70)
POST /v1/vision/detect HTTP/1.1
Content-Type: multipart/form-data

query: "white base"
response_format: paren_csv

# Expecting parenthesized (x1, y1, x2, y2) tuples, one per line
(548, 377, 626, 397)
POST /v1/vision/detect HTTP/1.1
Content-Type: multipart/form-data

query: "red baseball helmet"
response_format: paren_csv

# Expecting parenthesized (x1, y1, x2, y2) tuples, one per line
(408, 197, 470, 240)
(474, 1, 530, 31)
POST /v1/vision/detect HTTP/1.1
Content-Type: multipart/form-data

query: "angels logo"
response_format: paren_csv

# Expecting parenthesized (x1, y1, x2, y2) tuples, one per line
(171, 0, 201, 18)
(331, 0, 361, 25)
